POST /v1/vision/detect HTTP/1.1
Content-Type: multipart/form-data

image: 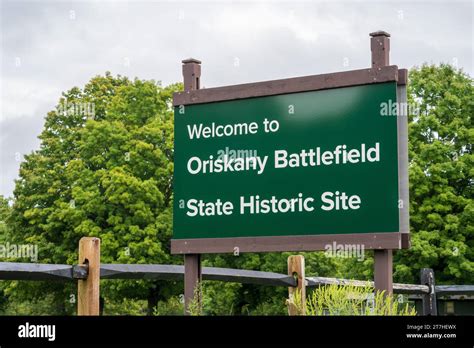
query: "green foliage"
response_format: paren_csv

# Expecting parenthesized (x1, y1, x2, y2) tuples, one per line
(102, 298, 148, 316)
(395, 64, 473, 284)
(0, 292, 61, 315)
(1, 64, 471, 315)
(201, 281, 241, 315)
(153, 296, 184, 316)
(186, 281, 203, 316)
(152, 282, 242, 316)
(199, 251, 340, 315)
(6, 73, 183, 313)
(0, 196, 11, 239)
(289, 285, 416, 316)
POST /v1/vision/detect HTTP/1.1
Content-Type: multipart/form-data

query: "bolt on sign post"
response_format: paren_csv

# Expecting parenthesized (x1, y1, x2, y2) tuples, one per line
(173, 32, 410, 313)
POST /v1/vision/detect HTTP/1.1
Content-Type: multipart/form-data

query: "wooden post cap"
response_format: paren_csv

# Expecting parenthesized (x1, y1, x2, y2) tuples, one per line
(370, 31, 391, 37)
(182, 58, 202, 64)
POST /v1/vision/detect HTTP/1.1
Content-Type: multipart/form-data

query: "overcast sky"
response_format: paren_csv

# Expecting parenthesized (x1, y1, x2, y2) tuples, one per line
(0, 0, 472, 197)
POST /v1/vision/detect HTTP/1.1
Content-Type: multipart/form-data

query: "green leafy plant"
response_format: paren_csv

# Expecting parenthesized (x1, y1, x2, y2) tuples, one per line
(396, 64, 473, 284)
(186, 281, 203, 316)
(7, 74, 182, 314)
(153, 296, 184, 316)
(288, 284, 416, 316)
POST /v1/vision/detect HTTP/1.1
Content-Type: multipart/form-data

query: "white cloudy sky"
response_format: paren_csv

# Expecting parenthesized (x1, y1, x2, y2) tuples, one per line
(0, 0, 472, 197)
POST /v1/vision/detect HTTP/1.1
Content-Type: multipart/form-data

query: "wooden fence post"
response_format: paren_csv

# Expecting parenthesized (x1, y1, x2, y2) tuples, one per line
(78, 237, 100, 315)
(421, 268, 437, 316)
(287, 255, 306, 315)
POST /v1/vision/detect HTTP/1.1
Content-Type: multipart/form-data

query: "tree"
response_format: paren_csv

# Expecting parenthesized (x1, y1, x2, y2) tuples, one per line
(394, 64, 473, 284)
(0, 196, 11, 312)
(200, 65, 473, 313)
(9, 73, 182, 314)
(4, 64, 472, 316)
(0, 196, 10, 241)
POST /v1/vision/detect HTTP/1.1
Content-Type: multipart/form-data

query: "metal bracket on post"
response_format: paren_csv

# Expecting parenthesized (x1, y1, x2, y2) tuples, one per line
(421, 268, 438, 315)
(370, 30, 394, 295)
(182, 58, 202, 315)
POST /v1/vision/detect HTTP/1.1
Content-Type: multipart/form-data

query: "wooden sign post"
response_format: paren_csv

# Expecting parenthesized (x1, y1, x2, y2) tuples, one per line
(181, 58, 203, 314)
(175, 32, 410, 314)
(371, 31, 394, 295)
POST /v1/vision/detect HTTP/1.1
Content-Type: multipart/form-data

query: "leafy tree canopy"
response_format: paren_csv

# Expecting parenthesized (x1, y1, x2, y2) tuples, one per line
(8, 73, 181, 313)
(395, 64, 473, 284)
(2, 64, 472, 315)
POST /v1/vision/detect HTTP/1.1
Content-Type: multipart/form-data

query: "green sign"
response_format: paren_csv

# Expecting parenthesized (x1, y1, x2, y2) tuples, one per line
(173, 82, 399, 240)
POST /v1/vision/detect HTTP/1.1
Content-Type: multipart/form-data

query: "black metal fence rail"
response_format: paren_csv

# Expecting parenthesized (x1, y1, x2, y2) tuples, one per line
(305, 276, 430, 294)
(0, 262, 296, 286)
(1, 261, 473, 315)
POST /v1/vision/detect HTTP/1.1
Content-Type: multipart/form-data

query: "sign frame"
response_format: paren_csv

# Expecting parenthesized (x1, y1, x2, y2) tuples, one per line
(171, 63, 409, 255)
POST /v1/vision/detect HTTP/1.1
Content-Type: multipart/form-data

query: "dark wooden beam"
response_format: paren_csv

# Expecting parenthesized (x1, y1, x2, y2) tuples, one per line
(171, 232, 404, 254)
(173, 65, 400, 106)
